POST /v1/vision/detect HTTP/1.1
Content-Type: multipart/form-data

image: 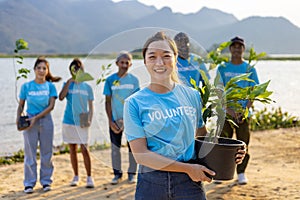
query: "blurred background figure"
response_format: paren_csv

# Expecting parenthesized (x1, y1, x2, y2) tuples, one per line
(174, 32, 210, 87)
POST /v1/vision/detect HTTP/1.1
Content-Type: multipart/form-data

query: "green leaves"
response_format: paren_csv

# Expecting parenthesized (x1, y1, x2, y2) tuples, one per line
(207, 41, 230, 70)
(193, 40, 273, 140)
(248, 47, 267, 66)
(74, 69, 94, 82)
(70, 65, 94, 82)
(14, 38, 30, 81)
(96, 63, 112, 85)
(250, 107, 300, 131)
(16, 68, 31, 80)
(14, 39, 29, 53)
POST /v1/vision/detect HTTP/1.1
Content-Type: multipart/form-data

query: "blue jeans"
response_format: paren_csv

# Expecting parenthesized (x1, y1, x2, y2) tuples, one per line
(23, 114, 54, 187)
(135, 165, 206, 200)
(109, 128, 137, 177)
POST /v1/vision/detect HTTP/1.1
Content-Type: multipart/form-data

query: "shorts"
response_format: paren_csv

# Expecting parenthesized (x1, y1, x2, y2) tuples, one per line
(62, 123, 89, 144)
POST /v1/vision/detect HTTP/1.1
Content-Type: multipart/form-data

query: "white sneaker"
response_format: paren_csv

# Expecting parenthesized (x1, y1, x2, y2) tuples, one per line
(24, 186, 33, 194)
(43, 185, 51, 192)
(238, 173, 248, 185)
(128, 174, 136, 184)
(86, 176, 94, 188)
(70, 176, 79, 186)
(111, 176, 122, 185)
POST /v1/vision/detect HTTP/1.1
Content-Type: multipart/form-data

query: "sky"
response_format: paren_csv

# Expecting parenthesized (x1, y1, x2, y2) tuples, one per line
(113, 0, 300, 28)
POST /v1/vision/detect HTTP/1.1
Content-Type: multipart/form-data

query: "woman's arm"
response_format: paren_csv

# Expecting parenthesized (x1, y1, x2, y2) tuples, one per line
(59, 78, 73, 101)
(129, 138, 215, 182)
(87, 100, 93, 127)
(16, 99, 25, 125)
(28, 97, 56, 128)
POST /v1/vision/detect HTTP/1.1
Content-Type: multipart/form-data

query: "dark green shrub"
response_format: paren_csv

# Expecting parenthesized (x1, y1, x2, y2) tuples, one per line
(250, 107, 300, 131)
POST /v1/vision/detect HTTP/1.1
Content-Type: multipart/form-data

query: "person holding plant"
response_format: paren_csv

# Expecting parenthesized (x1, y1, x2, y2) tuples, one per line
(124, 31, 246, 199)
(59, 58, 95, 188)
(16, 56, 61, 194)
(103, 51, 140, 185)
(174, 32, 210, 87)
(217, 36, 260, 185)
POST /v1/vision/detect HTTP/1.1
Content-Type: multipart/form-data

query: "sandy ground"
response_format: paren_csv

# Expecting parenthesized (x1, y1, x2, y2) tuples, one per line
(0, 127, 299, 200)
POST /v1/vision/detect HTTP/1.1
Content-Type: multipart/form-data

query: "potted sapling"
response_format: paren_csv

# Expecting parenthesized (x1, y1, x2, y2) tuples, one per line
(192, 41, 272, 180)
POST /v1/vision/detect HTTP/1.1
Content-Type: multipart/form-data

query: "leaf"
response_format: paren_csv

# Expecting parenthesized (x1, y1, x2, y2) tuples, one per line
(74, 69, 94, 82)
(189, 78, 197, 88)
(15, 39, 29, 51)
(200, 70, 209, 86)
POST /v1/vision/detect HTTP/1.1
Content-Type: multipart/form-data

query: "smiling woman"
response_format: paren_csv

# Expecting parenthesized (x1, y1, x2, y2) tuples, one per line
(16, 56, 61, 193)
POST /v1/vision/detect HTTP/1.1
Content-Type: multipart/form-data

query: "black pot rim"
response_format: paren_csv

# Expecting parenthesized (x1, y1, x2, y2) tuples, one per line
(195, 136, 245, 147)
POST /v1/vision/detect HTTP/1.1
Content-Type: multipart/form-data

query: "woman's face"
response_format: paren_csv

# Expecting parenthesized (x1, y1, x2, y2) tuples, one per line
(34, 61, 48, 80)
(144, 40, 176, 82)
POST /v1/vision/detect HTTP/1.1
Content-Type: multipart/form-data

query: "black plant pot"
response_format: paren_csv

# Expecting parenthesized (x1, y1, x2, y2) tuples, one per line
(17, 115, 30, 131)
(195, 136, 245, 180)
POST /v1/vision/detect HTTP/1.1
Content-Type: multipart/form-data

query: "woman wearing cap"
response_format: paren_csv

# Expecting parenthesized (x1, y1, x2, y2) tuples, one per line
(124, 31, 246, 199)
(59, 58, 95, 188)
(103, 51, 140, 184)
(217, 36, 260, 185)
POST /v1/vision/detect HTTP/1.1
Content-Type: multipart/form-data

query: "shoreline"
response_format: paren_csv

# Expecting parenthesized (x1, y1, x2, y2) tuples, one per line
(1, 127, 300, 199)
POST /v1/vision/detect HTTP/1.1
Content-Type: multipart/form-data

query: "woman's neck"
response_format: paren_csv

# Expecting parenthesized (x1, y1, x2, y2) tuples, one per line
(34, 77, 46, 84)
(148, 80, 175, 94)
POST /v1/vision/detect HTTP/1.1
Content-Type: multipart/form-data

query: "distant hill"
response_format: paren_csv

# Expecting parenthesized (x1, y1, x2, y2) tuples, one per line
(1, 0, 300, 54)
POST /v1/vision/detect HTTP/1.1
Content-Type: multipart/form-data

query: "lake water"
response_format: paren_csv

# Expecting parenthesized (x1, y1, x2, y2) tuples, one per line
(0, 58, 299, 156)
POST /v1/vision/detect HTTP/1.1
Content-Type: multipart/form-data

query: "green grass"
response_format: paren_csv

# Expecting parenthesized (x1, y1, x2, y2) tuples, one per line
(0, 142, 110, 166)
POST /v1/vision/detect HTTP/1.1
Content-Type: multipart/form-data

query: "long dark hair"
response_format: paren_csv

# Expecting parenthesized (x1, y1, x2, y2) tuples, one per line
(34, 56, 61, 82)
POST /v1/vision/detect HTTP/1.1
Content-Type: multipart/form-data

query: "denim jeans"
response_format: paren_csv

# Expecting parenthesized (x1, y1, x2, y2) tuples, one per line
(135, 165, 206, 200)
(23, 114, 54, 187)
(109, 128, 137, 177)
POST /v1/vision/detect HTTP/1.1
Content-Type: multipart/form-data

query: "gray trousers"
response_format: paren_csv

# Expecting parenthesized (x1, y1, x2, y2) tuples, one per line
(23, 114, 54, 187)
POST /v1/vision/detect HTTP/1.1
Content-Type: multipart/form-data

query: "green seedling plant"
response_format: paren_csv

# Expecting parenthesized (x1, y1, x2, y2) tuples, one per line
(13, 39, 30, 103)
(71, 65, 94, 82)
(96, 63, 113, 85)
(192, 41, 273, 142)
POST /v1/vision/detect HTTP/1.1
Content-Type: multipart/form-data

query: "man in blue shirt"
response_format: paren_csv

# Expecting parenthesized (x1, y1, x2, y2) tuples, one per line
(174, 32, 210, 87)
(217, 36, 259, 185)
(103, 51, 140, 185)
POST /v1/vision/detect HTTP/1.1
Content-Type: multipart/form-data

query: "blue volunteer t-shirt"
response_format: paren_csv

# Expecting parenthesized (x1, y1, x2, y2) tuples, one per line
(177, 53, 210, 87)
(103, 73, 139, 121)
(62, 82, 94, 125)
(19, 80, 57, 115)
(124, 84, 204, 162)
(217, 61, 259, 108)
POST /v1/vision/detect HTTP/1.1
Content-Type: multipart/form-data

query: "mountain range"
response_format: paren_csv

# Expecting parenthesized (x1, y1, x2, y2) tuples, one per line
(1, 0, 300, 54)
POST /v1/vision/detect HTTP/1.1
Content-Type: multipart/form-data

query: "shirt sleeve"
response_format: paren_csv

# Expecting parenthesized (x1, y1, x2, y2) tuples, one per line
(124, 98, 145, 142)
(103, 77, 112, 96)
(49, 82, 58, 98)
